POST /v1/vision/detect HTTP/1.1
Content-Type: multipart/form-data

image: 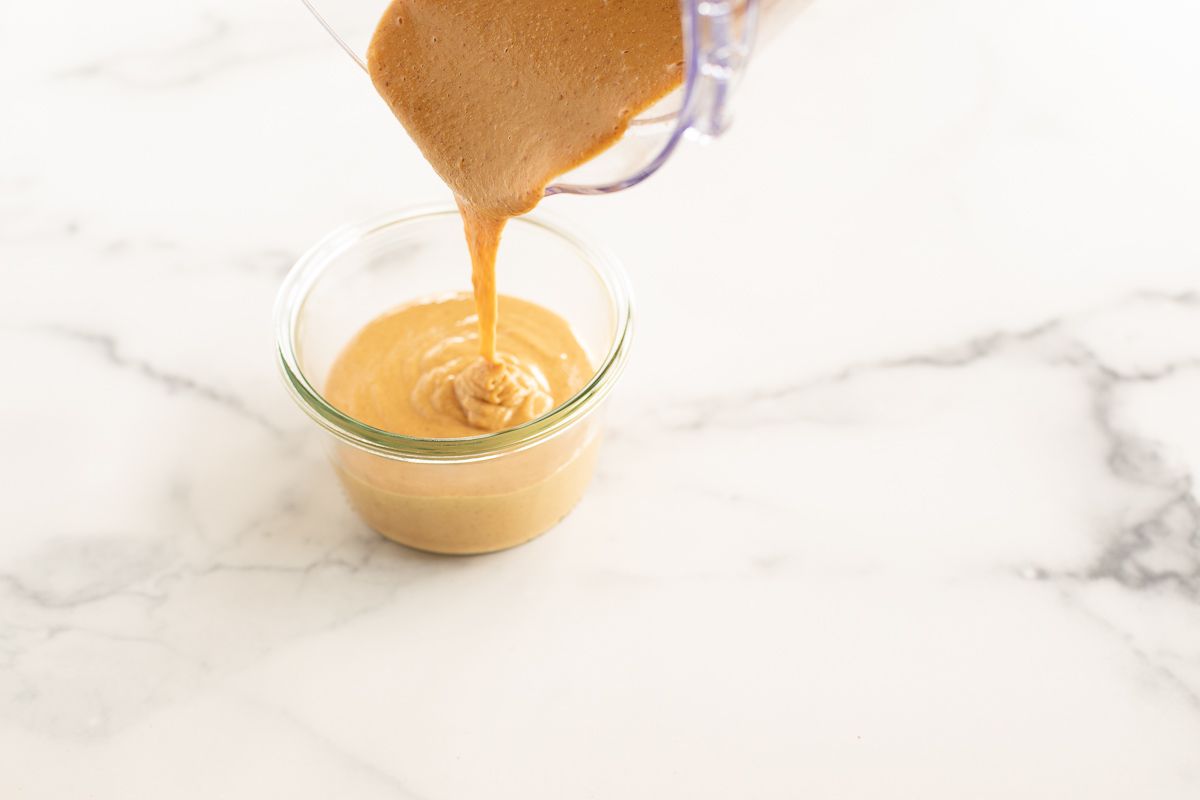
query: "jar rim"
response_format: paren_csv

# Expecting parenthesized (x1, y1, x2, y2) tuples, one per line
(274, 205, 634, 463)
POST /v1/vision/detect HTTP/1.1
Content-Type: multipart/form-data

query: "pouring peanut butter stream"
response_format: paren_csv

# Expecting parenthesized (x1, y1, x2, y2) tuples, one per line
(325, 0, 683, 437)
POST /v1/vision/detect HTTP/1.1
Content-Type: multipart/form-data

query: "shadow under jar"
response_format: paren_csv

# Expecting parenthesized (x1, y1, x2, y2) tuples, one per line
(275, 207, 633, 554)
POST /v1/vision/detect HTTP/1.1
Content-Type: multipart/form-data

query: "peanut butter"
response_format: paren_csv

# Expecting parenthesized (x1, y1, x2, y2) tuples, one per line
(367, 0, 682, 369)
(321, 0, 681, 552)
(325, 294, 591, 439)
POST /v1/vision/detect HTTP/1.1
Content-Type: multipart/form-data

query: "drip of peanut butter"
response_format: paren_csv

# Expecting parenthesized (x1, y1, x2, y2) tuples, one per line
(457, 201, 504, 363)
(364, 0, 682, 432)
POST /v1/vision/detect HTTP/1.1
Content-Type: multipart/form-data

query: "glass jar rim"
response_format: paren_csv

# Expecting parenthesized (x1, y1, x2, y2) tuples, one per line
(274, 205, 634, 463)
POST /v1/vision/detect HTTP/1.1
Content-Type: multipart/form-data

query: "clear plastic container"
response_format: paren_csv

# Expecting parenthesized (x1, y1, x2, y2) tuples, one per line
(299, 0, 805, 194)
(274, 207, 633, 554)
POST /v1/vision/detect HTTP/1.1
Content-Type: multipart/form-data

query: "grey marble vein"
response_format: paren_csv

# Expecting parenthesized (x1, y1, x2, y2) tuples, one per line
(1058, 588, 1200, 714)
(39, 326, 285, 436)
(1087, 493, 1200, 596)
(650, 318, 1062, 433)
(0, 535, 175, 611)
(1038, 334, 1200, 600)
(649, 292, 1200, 439)
(640, 292, 1200, 605)
(231, 692, 432, 799)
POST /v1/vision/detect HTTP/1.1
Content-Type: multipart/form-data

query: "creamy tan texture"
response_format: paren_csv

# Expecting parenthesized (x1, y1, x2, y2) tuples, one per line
(328, 0, 679, 552)
(457, 202, 504, 363)
(324, 294, 601, 554)
(325, 294, 591, 438)
(368, 0, 684, 218)
(332, 427, 602, 554)
(367, 0, 682, 370)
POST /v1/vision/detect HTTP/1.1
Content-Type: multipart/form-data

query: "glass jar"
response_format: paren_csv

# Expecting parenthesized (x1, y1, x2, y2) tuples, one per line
(275, 207, 633, 554)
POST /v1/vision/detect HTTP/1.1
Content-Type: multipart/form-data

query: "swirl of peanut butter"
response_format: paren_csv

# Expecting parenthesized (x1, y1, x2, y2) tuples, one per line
(325, 294, 590, 439)
(453, 357, 554, 431)
(411, 352, 553, 433)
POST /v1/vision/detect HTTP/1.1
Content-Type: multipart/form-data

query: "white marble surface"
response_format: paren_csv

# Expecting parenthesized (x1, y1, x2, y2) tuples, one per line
(4, 0, 1200, 796)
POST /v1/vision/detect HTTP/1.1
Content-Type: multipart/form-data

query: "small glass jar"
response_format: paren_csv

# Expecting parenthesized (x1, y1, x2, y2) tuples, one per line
(275, 207, 632, 555)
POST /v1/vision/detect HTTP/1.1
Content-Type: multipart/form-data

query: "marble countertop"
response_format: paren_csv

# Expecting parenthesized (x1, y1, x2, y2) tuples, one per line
(5, 0, 1200, 796)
